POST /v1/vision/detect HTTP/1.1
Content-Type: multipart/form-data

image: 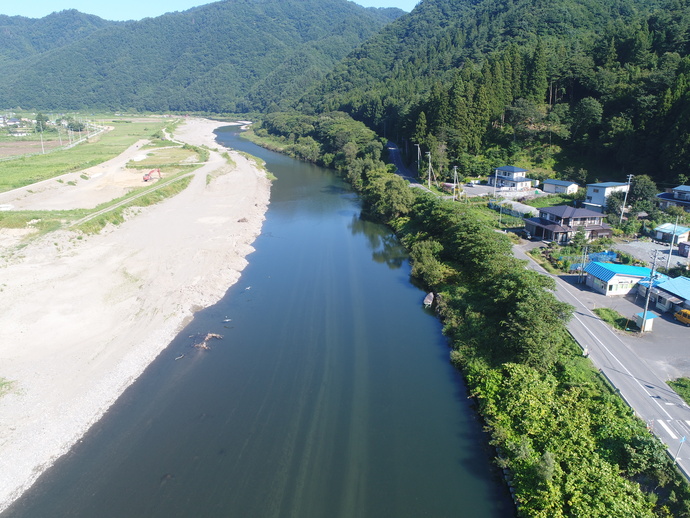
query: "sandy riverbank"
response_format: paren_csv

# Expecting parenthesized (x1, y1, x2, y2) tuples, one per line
(0, 119, 271, 511)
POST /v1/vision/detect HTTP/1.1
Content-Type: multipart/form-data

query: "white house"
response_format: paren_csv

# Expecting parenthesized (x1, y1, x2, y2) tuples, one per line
(583, 182, 629, 212)
(584, 262, 652, 296)
(657, 185, 690, 212)
(488, 166, 537, 191)
(542, 179, 579, 195)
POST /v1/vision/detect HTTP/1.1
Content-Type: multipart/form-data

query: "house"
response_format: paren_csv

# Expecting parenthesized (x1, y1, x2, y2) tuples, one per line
(679, 242, 690, 258)
(523, 205, 612, 243)
(584, 262, 653, 296)
(583, 182, 629, 212)
(653, 223, 690, 243)
(488, 166, 537, 191)
(542, 179, 579, 195)
(657, 185, 690, 212)
(638, 275, 690, 312)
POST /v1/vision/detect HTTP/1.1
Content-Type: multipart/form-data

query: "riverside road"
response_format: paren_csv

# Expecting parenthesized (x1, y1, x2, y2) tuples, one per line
(386, 143, 690, 476)
(513, 243, 690, 477)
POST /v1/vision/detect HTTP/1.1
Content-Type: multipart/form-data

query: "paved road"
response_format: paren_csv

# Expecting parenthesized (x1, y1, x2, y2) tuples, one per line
(514, 243, 690, 477)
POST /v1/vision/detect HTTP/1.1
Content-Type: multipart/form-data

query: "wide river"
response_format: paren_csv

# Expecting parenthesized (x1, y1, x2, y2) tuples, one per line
(4, 128, 514, 517)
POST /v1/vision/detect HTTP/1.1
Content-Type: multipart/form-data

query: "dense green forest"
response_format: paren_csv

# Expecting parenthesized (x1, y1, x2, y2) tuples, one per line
(247, 111, 690, 517)
(0, 10, 117, 66)
(0, 0, 402, 113)
(299, 0, 690, 186)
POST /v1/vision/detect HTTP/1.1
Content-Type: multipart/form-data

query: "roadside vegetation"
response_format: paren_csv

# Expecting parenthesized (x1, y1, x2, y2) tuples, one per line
(593, 307, 639, 333)
(249, 112, 690, 517)
(668, 379, 690, 406)
(75, 176, 194, 234)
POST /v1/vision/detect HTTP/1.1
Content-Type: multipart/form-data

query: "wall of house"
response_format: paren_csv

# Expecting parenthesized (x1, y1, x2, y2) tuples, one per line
(587, 274, 639, 296)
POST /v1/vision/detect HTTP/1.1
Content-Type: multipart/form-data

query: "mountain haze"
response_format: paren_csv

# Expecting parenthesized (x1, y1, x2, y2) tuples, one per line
(0, 0, 404, 112)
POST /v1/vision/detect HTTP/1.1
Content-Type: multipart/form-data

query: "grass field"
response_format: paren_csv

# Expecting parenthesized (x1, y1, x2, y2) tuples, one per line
(0, 118, 172, 193)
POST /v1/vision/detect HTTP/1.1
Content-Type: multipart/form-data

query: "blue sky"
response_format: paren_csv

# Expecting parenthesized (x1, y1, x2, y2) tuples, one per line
(0, 0, 419, 21)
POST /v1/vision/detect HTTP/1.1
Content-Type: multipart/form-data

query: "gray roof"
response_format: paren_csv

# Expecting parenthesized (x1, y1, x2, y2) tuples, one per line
(587, 182, 627, 188)
(540, 205, 605, 219)
(544, 179, 578, 187)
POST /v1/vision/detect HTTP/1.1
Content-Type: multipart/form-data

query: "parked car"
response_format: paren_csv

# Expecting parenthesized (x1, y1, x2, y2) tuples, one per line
(674, 309, 690, 326)
(519, 229, 532, 240)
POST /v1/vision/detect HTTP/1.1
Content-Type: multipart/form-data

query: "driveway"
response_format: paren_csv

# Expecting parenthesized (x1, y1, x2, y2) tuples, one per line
(558, 273, 690, 379)
(614, 238, 689, 269)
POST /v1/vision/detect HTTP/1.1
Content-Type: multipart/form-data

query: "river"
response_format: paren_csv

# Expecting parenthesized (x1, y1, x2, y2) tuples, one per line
(3, 127, 514, 517)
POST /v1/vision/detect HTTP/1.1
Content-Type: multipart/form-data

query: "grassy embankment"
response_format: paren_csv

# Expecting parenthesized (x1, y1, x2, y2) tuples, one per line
(0, 118, 210, 235)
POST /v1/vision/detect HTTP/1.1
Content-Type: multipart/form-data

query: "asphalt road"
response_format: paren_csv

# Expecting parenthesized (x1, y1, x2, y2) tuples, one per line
(514, 243, 690, 477)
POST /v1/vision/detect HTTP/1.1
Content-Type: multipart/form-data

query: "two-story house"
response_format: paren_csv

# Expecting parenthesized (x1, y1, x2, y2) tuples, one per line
(523, 205, 612, 243)
(487, 166, 536, 191)
(583, 182, 628, 212)
(657, 185, 690, 212)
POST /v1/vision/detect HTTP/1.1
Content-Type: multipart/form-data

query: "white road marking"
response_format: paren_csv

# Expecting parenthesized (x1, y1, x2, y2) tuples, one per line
(658, 420, 678, 440)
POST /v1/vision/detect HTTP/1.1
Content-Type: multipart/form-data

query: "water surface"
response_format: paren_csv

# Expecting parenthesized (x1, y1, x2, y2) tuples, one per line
(4, 128, 513, 517)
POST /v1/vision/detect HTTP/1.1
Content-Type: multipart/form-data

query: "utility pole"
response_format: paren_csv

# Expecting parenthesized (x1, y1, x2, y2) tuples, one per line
(453, 166, 458, 201)
(640, 249, 659, 333)
(426, 152, 432, 190)
(619, 174, 634, 226)
(415, 144, 421, 177)
(579, 245, 588, 283)
(493, 167, 498, 198)
(666, 215, 680, 270)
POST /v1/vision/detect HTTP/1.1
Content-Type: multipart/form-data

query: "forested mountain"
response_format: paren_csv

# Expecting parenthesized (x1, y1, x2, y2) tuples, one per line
(0, 10, 117, 66)
(0, 0, 403, 113)
(299, 0, 690, 185)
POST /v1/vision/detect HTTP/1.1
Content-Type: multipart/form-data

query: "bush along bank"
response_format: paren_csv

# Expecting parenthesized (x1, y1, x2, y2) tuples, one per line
(249, 112, 690, 517)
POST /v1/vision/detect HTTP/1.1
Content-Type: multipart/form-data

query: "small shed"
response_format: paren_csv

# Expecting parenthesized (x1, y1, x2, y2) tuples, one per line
(542, 179, 579, 195)
(635, 312, 657, 332)
(679, 241, 690, 258)
(654, 223, 690, 243)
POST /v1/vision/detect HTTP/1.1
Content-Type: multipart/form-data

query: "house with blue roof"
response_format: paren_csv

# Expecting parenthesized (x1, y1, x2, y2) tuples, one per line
(488, 166, 537, 191)
(654, 222, 690, 243)
(638, 275, 690, 313)
(542, 179, 579, 195)
(583, 182, 629, 213)
(584, 262, 652, 296)
(657, 185, 690, 212)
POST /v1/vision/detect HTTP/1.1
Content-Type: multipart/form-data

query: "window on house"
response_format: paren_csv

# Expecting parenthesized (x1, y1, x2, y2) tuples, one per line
(593, 188, 599, 193)
(608, 284, 613, 291)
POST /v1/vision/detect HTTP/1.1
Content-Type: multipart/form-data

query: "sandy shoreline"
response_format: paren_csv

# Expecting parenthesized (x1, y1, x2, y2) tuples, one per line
(0, 119, 271, 511)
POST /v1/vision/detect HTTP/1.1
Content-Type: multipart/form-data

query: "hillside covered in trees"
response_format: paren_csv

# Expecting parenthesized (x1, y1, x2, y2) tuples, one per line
(299, 0, 690, 186)
(0, 0, 403, 113)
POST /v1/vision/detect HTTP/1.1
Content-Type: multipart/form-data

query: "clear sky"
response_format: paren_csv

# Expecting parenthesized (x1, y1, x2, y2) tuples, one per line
(0, 0, 419, 21)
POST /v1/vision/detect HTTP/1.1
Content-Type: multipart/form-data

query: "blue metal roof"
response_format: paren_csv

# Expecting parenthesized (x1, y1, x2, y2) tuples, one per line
(654, 223, 690, 235)
(584, 261, 652, 282)
(656, 276, 690, 301)
(674, 185, 690, 192)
